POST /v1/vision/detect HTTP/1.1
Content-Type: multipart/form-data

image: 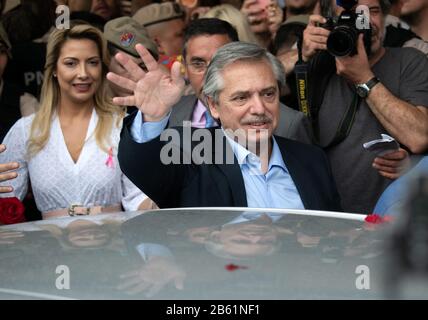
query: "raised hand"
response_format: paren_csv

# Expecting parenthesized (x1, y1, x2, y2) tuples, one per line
(117, 256, 186, 297)
(107, 44, 185, 122)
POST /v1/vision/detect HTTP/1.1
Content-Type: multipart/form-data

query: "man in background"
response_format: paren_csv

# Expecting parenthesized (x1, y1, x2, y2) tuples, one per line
(133, 2, 186, 58)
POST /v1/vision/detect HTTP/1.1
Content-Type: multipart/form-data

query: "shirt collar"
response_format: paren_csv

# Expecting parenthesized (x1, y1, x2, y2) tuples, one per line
(193, 99, 208, 123)
(222, 128, 252, 165)
(269, 137, 288, 172)
(221, 128, 288, 172)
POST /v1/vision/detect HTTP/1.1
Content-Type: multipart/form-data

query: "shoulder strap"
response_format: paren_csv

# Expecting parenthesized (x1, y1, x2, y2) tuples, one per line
(314, 92, 361, 149)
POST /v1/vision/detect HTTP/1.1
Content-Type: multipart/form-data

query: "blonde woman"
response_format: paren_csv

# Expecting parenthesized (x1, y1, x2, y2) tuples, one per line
(202, 4, 259, 44)
(0, 23, 155, 219)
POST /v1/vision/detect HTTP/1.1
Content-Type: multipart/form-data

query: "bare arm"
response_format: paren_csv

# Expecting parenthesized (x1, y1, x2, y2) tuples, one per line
(335, 36, 428, 154)
(365, 84, 428, 153)
(299, 15, 426, 173)
(287, 14, 428, 154)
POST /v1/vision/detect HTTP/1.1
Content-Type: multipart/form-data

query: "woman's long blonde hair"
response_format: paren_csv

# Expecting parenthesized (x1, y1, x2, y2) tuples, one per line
(203, 4, 259, 44)
(27, 22, 125, 157)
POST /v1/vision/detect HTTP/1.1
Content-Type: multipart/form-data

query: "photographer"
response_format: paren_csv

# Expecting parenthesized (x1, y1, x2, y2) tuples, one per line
(299, 0, 428, 213)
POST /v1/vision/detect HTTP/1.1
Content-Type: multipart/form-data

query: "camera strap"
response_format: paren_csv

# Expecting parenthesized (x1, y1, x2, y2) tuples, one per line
(321, 91, 361, 149)
(295, 62, 311, 118)
(304, 50, 362, 148)
(295, 33, 311, 118)
(294, 34, 361, 149)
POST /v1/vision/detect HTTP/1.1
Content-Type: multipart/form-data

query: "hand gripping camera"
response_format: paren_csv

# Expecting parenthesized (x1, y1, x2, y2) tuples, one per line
(322, 0, 372, 57)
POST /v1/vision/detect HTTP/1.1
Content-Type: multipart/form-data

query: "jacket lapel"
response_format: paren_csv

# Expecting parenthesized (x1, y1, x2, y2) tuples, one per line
(275, 138, 320, 209)
(213, 129, 248, 207)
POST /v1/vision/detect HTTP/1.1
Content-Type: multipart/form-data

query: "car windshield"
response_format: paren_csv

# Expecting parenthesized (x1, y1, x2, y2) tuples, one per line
(0, 208, 426, 300)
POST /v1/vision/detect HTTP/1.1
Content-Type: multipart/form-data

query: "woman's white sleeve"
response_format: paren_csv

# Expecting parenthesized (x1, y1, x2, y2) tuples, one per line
(0, 119, 29, 200)
(120, 173, 148, 211)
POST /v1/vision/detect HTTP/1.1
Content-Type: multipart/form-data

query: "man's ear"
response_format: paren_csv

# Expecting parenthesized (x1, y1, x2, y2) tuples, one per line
(206, 96, 220, 120)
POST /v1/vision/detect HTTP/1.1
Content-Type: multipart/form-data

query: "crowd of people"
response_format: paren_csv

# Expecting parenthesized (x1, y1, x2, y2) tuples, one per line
(0, 0, 427, 224)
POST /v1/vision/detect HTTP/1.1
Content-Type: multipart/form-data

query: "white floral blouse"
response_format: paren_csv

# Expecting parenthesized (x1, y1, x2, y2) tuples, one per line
(0, 109, 148, 214)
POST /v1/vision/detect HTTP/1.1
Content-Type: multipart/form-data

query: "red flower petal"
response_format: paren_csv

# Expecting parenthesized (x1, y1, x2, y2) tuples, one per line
(364, 214, 394, 230)
(365, 214, 384, 224)
(225, 264, 248, 271)
(0, 197, 26, 225)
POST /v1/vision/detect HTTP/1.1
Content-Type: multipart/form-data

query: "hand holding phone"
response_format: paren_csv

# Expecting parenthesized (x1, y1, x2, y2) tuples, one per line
(363, 134, 399, 157)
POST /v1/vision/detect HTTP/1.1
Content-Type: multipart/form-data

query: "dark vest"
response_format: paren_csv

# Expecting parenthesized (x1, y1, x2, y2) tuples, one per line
(0, 82, 23, 142)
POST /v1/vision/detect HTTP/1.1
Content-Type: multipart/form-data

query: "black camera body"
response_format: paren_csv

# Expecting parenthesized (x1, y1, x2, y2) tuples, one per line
(322, 9, 372, 57)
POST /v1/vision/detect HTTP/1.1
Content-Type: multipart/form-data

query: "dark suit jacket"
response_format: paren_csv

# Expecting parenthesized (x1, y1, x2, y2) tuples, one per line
(169, 95, 313, 144)
(118, 112, 342, 211)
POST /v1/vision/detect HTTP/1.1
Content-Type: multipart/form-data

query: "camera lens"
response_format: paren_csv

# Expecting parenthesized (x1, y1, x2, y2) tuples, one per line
(327, 25, 357, 57)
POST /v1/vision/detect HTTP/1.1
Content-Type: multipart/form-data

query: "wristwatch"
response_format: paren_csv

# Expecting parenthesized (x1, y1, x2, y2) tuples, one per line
(355, 77, 380, 98)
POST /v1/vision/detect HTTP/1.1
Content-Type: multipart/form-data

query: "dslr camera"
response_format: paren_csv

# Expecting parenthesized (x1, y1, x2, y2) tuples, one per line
(321, 0, 372, 57)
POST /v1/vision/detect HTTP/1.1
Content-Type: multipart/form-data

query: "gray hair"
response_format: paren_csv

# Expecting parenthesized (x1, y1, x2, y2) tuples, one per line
(202, 41, 286, 105)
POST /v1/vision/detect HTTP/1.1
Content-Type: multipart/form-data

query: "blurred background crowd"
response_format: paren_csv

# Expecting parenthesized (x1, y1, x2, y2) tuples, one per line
(0, 0, 427, 222)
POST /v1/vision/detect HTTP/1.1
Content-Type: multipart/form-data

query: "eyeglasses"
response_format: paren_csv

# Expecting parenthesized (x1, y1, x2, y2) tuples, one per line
(187, 60, 209, 73)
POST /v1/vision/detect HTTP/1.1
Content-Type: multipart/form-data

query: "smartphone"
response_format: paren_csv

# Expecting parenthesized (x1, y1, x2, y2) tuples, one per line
(363, 134, 399, 157)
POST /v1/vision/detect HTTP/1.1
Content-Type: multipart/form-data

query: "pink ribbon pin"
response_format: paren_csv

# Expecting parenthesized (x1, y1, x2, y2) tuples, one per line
(105, 147, 114, 168)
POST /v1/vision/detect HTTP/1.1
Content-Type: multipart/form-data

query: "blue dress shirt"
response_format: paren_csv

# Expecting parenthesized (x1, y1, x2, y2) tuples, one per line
(130, 112, 305, 209)
(222, 130, 304, 209)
